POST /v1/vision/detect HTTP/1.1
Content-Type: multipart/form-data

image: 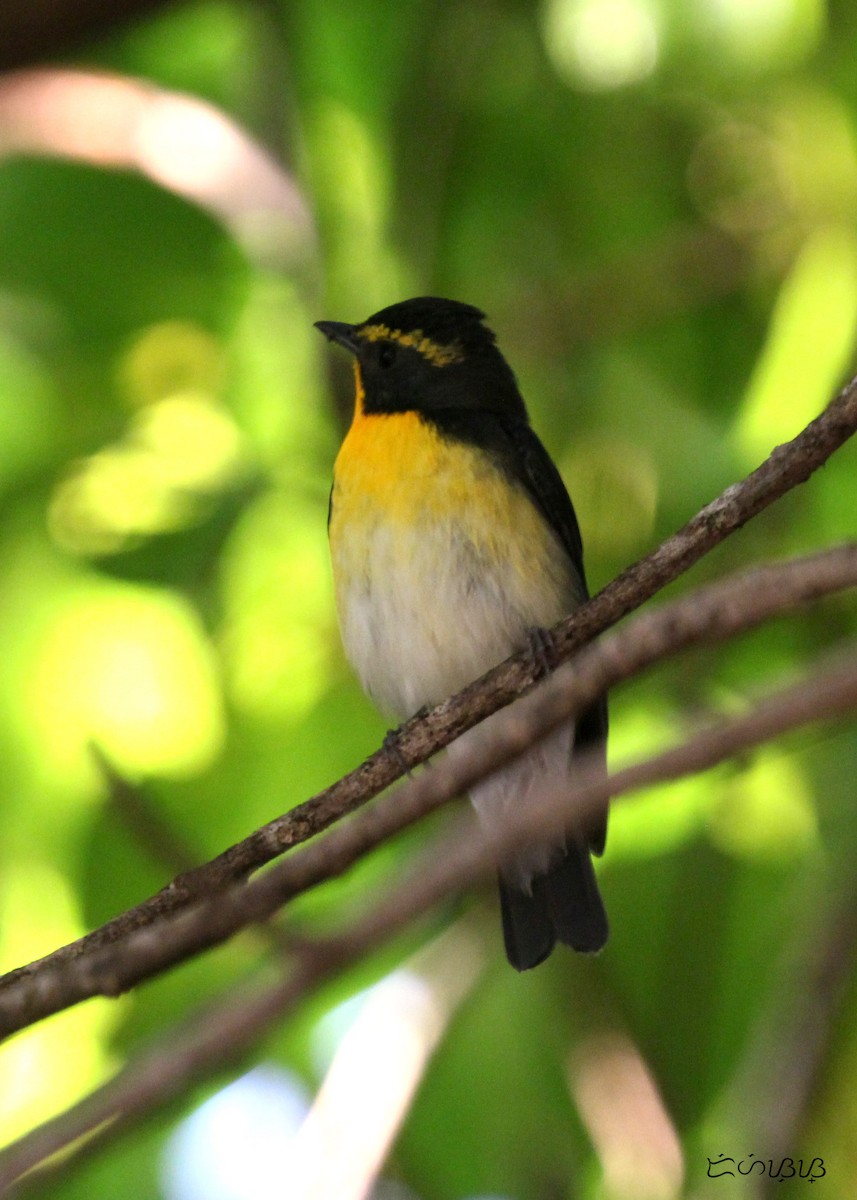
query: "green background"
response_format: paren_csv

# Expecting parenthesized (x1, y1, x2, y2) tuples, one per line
(0, 0, 856, 1196)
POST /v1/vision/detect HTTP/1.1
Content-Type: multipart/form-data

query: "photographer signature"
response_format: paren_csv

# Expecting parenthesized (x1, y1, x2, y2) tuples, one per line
(707, 1154, 825, 1181)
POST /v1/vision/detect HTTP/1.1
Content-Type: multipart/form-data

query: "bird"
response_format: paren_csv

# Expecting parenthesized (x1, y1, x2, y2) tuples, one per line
(316, 297, 608, 970)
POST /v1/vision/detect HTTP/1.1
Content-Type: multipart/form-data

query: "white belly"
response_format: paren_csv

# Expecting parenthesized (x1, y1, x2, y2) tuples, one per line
(333, 513, 576, 720)
(335, 513, 581, 888)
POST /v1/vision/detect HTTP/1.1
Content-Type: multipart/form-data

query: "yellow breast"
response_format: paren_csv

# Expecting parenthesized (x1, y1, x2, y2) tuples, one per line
(328, 369, 578, 717)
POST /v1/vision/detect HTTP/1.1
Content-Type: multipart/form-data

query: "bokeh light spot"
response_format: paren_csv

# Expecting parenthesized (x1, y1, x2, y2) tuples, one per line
(688, 121, 794, 235)
(543, 0, 660, 91)
(308, 99, 405, 310)
(49, 321, 246, 558)
(605, 707, 713, 859)
(26, 585, 225, 779)
(696, 0, 824, 69)
(161, 1066, 311, 1200)
(0, 863, 119, 1143)
(735, 225, 857, 464)
(707, 747, 818, 862)
(120, 320, 225, 408)
(219, 492, 334, 721)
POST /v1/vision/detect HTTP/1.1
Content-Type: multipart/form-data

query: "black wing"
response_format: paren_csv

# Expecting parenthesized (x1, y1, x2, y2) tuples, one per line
(496, 416, 608, 789)
(496, 416, 587, 587)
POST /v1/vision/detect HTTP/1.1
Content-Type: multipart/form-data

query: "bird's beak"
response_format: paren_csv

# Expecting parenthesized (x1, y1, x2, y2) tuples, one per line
(314, 320, 361, 355)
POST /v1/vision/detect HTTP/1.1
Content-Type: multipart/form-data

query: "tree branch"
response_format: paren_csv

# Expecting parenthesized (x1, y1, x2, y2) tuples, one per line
(3, 646, 857, 1193)
(2, 376, 855, 1002)
(1, 542, 855, 1039)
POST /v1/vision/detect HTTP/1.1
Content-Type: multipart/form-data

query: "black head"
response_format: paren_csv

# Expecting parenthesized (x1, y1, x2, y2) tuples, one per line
(315, 296, 528, 420)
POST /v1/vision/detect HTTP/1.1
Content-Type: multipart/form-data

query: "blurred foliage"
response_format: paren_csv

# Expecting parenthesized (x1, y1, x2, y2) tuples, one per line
(1, 0, 856, 1197)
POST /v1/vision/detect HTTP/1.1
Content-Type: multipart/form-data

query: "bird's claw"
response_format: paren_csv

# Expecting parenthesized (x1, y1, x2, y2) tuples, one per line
(526, 625, 558, 679)
(383, 725, 413, 778)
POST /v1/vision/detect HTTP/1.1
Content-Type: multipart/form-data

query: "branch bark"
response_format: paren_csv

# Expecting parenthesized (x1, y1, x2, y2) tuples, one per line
(3, 647, 857, 1193)
(2, 375, 855, 1004)
(1, 542, 855, 1039)
(0, 379, 855, 1200)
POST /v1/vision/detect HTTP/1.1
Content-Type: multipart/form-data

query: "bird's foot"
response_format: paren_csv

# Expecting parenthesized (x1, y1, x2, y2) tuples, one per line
(383, 727, 411, 777)
(526, 625, 558, 679)
(382, 706, 429, 778)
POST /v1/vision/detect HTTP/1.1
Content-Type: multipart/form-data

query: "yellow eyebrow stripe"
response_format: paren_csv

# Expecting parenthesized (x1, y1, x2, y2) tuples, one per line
(359, 323, 464, 366)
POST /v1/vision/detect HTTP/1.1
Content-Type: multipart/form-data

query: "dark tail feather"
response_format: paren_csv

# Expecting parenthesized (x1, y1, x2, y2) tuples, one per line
(499, 843, 608, 971)
(499, 880, 555, 971)
(543, 842, 608, 952)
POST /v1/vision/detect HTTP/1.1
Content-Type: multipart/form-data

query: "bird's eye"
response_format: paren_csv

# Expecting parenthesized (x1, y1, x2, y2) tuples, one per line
(378, 343, 397, 369)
